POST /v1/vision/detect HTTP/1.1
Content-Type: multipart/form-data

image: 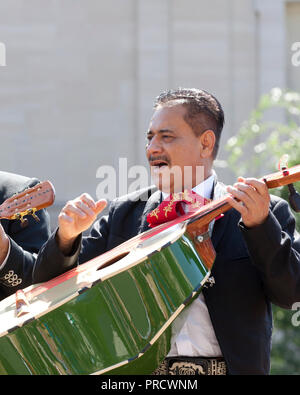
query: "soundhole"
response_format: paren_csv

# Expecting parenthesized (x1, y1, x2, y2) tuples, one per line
(97, 251, 130, 270)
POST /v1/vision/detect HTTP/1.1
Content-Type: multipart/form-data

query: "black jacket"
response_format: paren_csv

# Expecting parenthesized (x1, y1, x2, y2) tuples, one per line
(0, 171, 51, 300)
(33, 182, 300, 374)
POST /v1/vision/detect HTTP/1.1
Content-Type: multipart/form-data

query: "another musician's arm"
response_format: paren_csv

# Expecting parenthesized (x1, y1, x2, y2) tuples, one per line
(0, 205, 51, 295)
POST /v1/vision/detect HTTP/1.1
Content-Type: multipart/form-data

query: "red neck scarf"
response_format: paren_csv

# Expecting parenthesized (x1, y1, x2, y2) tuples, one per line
(147, 189, 211, 228)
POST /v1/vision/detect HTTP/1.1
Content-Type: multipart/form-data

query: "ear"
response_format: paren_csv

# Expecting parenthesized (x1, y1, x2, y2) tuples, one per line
(199, 130, 216, 158)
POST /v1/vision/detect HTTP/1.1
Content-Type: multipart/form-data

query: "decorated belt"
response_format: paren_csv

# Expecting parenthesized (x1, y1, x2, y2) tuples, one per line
(152, 356, 227, 375)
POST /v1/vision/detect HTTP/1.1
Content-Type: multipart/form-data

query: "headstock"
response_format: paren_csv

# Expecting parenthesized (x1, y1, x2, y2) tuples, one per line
(0, 181, 55, 224)
(264, 156, 300, 212)
(264, 163, 300, 188)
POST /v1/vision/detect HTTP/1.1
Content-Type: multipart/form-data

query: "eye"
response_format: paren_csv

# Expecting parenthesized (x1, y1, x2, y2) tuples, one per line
(146, 134, 152, 145)
(162, 134, 174, 141)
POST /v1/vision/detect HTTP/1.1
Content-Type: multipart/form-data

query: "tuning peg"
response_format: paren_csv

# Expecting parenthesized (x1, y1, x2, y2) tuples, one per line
(32, 213, 40, 222)
(14, 213, 29, 227)
(27, 208, 40, 222)
(277, 155, 300, 213)
(14, 213, 23, 222)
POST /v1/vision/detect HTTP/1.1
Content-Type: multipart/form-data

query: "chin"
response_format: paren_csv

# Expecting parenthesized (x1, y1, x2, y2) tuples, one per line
(152, 178, 172, 194)
(150, 165, 193, 194)
(152, 179, 186, 195)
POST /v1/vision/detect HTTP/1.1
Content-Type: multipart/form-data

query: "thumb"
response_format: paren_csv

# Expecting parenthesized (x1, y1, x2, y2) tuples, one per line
(94, 199, 107, 215)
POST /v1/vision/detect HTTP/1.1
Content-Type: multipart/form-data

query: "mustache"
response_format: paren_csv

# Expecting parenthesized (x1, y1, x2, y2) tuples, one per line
(148, 155, 171, 166)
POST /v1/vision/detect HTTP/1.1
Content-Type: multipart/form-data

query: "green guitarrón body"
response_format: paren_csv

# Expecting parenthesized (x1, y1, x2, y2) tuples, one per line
(0, 224, 210, 375)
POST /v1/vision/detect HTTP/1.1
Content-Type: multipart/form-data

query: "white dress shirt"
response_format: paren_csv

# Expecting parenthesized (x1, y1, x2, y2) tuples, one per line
(162, 172, 222, 357)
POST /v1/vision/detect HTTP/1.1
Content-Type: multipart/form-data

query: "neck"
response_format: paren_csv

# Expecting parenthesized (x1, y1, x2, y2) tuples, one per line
(190, 163, 213, 190)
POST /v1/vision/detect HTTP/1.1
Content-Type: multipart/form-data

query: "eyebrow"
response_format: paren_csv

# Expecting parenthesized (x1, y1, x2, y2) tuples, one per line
(147, 128, 176, 136)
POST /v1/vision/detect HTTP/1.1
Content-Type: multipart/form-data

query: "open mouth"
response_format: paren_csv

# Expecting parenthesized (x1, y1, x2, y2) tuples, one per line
(150, 163, 169, 174)
(149, 159, 169, 169)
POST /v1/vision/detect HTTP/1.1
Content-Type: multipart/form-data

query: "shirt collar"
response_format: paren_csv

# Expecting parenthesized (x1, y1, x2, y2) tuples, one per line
(161, 170, 216, 200)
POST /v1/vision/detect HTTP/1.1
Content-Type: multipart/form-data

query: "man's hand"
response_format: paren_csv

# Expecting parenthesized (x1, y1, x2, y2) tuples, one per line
(57, 193, 107, 255)
(226, 177, 270, 228)
(0, 223, 10, 265)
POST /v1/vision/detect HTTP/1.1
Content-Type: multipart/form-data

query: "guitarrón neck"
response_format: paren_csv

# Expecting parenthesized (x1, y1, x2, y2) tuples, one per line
(187, 164, 300, 227)
(188, 198, 231, 227)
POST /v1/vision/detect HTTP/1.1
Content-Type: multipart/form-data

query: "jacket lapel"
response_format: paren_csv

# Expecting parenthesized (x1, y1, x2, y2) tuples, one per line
(138, 188, 162, 233)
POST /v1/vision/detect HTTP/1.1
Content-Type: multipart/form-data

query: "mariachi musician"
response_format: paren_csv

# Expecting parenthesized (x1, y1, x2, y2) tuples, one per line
(33, 88, 300, 375)
(0, 171, 51, 300)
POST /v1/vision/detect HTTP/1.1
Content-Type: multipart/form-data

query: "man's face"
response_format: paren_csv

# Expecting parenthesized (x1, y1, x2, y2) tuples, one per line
(146, 104, 206, 194)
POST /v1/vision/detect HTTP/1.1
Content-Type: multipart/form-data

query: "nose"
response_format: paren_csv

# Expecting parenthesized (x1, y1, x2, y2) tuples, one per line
(146, 135, 163, 157)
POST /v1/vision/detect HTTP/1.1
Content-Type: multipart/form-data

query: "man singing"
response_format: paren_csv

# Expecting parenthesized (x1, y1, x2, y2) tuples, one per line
(33, 88, 300, 375)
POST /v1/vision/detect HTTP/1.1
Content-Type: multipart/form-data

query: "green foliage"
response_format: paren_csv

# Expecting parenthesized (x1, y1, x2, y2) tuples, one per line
(225, 88, 300, 375)
(225, 88, 300, 231)
(226, 88, 300, 178)
(271, 306, 300, 375)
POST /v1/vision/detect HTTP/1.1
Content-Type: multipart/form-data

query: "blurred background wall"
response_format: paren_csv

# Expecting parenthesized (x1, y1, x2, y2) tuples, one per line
(0, 0, 299, 227)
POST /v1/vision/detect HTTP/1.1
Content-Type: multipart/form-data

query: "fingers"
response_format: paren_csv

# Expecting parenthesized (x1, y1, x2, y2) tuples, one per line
(226, 193, 249, 217)
(226, 177, 270, 227)
(227, 184, 255, 207)
(57, 193, 107, 243)
(62, 194, 103, 219)
(80, 194, 107, 214)
(95, 199, 107, 214)
(237, 177, 269, 197)
(80, 195, 107, 216)
(227, 178, 269, 204)
(64, 203, 88, 219)
(58, 194, 107, 229)
(58, 211, 74, 223)
(74, 200, 95, 218)
(81, 193, 97, 210)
